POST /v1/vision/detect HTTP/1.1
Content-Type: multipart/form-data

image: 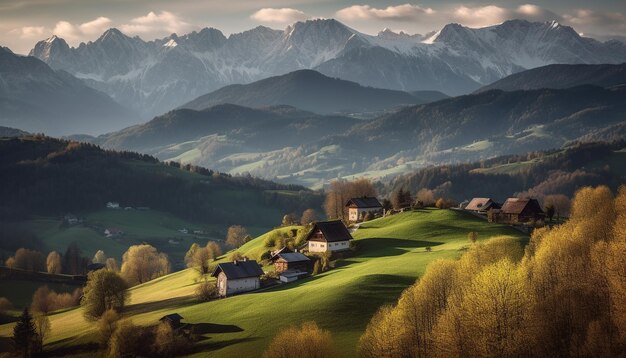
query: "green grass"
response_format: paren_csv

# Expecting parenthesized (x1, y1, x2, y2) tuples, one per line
(26, 210, 214, 262)
(0, 209, 527, 357)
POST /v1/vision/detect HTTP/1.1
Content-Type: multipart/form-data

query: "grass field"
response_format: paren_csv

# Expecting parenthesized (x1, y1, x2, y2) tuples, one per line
(0, 209, 527, 357)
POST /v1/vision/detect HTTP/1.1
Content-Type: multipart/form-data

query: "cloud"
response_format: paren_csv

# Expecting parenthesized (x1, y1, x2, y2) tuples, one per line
(9, 25, 45, 39)
(250, 8, 310, 24)
(120, 11, 197, 36)
(563, 9, 626, 31)
(51, 17, 112, 43)
(336, 4, 434, 22)
(452, 4, 561, 28)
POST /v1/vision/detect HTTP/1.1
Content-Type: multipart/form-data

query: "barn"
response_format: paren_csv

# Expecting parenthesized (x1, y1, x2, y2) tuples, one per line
(499, 198, 545, 223)
(271, 250, 312, 273)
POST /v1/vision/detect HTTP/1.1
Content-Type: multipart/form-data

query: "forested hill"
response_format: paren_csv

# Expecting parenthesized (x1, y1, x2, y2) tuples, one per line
(385, 141, 626, 202)
(0, 136, 320, 224)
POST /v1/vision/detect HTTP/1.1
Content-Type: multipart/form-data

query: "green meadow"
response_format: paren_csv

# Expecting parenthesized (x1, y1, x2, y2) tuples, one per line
(0, 209, 527, 357)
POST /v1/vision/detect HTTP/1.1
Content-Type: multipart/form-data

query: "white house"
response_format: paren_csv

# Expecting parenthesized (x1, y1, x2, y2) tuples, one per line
(106, 202, 120, 209)
(345, 197, 383, 222)
(306, 220, 353, 253)
(211, 259, 264, 297)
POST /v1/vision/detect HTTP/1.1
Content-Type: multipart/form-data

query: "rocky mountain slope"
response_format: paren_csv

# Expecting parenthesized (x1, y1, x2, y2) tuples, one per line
(0, 47, 135, 135)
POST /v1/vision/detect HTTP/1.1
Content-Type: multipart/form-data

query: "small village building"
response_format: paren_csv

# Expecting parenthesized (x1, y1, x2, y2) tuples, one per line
(306, 221, 353, 253)
(159, 313, 184, 328)
(64, 214, 79, 225)
(211, 259, 264, 297)
(465, 198, 500, 213)
(271, 251, 311, 274)
(279, 270, 309, 283)
(499, 198, 545, 223)
(346, 197, 383, 222)
(104, 228, 123, 238)
(106, 202, 120, 209)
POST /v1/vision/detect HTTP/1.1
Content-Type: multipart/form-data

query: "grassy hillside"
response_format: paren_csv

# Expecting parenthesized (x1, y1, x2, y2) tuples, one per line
(0, 209, 527, 357)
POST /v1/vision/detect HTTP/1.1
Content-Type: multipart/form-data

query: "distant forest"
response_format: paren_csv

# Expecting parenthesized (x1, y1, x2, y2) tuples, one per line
(383, 141, 626, 202)
(0, 136, 322, 223)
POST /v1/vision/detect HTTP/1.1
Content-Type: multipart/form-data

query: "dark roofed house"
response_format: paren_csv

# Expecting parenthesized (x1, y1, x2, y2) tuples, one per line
(211, 259, 264, 297)
(271, 250, 312, 274)
(159, 313, 184, 328)
(346, 197, 383, 222)
(499, 198, 545, 223)
(465, 198, 500, 213)
(306, 220, 353, 253)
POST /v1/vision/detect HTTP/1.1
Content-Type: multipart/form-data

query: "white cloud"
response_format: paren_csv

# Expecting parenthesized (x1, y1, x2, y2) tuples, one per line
(250, 8, 310, 24)
(452, 5, 509, 27)
(79, 16, 112, 35)
(336, 4, 434, 22)
(119, 11, 197, 36)
(563, 9, 626, 31)
(9, 25, 45, 39)
(51, 17, 112, 43)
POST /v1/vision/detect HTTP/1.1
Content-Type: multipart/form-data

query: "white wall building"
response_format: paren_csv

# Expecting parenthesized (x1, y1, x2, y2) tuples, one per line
(212, 259, 264, 297)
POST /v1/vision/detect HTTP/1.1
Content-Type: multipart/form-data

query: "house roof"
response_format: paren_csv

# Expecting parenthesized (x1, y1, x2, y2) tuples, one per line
(273, 252, 310, 263)
(307, 220, 353, 242)
(211, 260, 264, 279)
(270, 246, 293, 258)
(501, 198, 544, 215)
(159, 313, 183, 322)
(279, 270, 309, 278)
(346, 197, 383, 208)
(465, 198, 496, 211)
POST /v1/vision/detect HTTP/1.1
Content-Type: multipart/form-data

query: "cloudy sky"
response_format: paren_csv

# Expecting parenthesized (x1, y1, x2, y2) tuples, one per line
(2, 0, 625, 54)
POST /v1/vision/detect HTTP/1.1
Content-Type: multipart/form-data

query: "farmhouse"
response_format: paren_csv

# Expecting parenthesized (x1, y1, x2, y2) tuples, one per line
(498, 198, 545, 223)
(306, 220, 353, 253)
(211, 259, 264, 297)
(346, 197, 383, 222)
(63, 214, 79, 225)
(271, 250, 311, 274)
(159, 313, 184, 328)
(465, 198, 500, 213)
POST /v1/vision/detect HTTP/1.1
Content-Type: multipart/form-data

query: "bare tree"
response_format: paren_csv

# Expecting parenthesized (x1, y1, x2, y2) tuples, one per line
(46, 251, 62, 274)
(226, 225, 248, 248)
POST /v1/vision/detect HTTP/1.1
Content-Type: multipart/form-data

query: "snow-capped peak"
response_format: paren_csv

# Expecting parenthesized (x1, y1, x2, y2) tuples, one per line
(421, 30, 440, 44)
(45, 35, 59, 44)
(163, 39, 178, 48)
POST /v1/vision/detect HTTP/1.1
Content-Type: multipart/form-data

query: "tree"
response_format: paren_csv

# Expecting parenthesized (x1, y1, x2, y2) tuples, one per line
(282, 213, 298, 226)
(300, 208, 317, 225)
(544, 194, 571, 220)
(30, 286, 52, 314)
(228, 251, 244, 262)
(545, 204, 555, 222)
(13, 308, 36, 357)
(226, 225, 248, 248)
(105, 258, 119, 272)
(206, 241, 222, 260)
(120, 244, 170, 286)
(81, 269, 128, 321)
(435, 198, 446, 209)
(415, 189, 435, 207)
(468, 231, 478, 244)
(108, 320, 141, 358)
(11, 248, 45, 272)
(324, 179, 376, 220)
(97, 309, 119, 348)
(33, 312, 50, 353)
(46, 251, 62, 274)
(63, 242, 89, 275)
(312, 260, 321, 275)
(263, 321, 336, 358)
(0, 297, 13, 315)
(93, 250, 107, 264)
(392, 188, 412, 210)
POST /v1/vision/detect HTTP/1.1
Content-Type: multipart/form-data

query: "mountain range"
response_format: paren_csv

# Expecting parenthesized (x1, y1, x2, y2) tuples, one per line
(0, 46, 135, 135)
(477, 63, 626, 92)
(180, 70, 441, 115)
(94, 73, 626, 187)
(30, 19, 626, 118)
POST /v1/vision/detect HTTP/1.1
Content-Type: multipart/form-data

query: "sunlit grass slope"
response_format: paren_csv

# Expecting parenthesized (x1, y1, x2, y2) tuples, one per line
(0, 209, 527, 357)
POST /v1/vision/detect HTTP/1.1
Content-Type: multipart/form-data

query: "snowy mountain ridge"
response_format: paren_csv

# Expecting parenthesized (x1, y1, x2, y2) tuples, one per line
(30, 18, 626, 118)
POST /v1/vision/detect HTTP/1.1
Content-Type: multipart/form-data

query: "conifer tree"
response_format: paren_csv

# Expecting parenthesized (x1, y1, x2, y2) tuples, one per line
(13, 308, 36, 357)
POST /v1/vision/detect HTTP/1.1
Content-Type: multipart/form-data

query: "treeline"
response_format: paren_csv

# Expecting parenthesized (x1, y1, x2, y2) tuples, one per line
(0, 136, 322, 224)
(358, 185, 626, 357)
(385, 141, 625, 202)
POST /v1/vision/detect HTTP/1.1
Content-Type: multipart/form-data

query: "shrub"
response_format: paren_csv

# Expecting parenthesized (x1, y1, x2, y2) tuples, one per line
(228, 251, 244, 262)
(108, 320, 143, 358)
(263, 321, 336, 358)
(195, 279, 218, 302)
(31, 286, 82, 314)
(152, 321, 192, 357)
(98, 309, 120, 348)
